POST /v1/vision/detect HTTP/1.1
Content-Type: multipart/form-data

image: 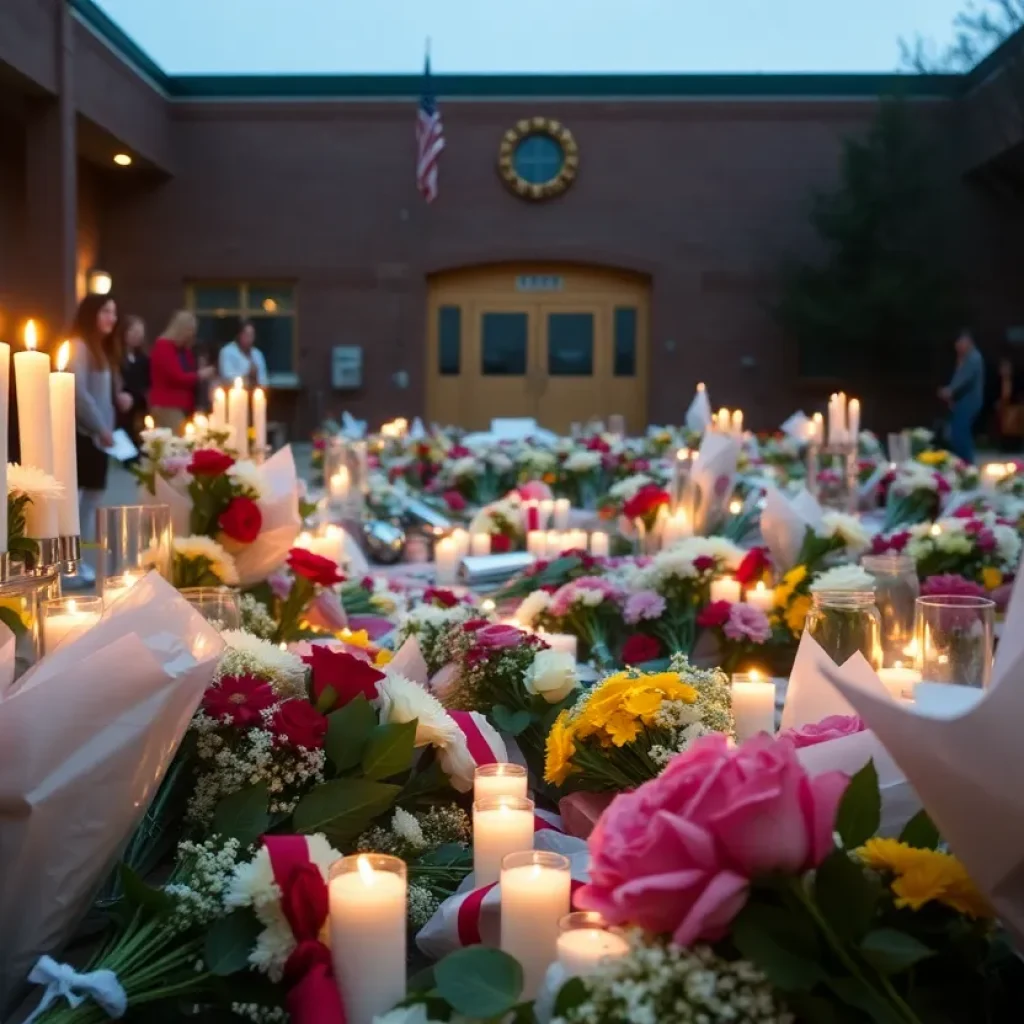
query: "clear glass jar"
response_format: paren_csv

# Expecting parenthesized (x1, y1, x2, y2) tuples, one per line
(806, 591, 882, 669)
(915, 595, 995, 689)
(862, 554, 920, 664)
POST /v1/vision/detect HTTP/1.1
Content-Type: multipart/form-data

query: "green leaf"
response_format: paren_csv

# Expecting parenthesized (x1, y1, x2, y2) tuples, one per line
(292, 777, 401, 842)
(861, 928, 935, 975)
(406, 965, 436, 994)
(813, 849, 880, 942)
(491, 704, 533, 736)
(434, 946, 524, 1018)
(0, 605, 26, 636)
(416, 842, 472, 870)
(553, 976, 589, 1016)
(204, 908, 263, 975)
(325, 694, 377, 771)
(731, 901, 823, 992)
(119, 864, 175, 916)
(835, 759, 881, 849)
(399, 760, 449, 804)
(212, 782, 270, 848)
(362, 720, 418, 780)
(898, 809, 941, 850)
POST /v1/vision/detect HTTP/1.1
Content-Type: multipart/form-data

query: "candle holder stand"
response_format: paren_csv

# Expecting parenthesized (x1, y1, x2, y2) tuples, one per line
(24, 537, 62, 577)
(0, 563, 61, 680)
(58, 535, 81, 574)
(806, 442, 858, 514)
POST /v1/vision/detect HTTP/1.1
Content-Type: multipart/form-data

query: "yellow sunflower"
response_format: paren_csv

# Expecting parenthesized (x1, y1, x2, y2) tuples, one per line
(544, 710, 578, 785)
(917, 450, 947, 467)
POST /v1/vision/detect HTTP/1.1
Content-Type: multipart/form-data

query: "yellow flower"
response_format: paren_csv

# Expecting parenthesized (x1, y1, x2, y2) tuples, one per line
(621, 688, 664, 721)
(374, 649, 393, 667)
(775, 565, 808, 607)
(544, 710, 577, 786)
(603, 710, 643, 747)
(982, 567, 1003, 591)
(340, 628, 372, 649)
(917, 450, 947, 466)
(857, 838, 927, 875)
(785, 594, 812, 635)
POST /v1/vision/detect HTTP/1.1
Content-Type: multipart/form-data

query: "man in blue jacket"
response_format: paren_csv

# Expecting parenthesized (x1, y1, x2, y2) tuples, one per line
(939, 330, 985, 463)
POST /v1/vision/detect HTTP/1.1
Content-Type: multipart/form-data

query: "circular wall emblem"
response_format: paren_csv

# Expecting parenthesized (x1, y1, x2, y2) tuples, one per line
(498, 117, 579, 201)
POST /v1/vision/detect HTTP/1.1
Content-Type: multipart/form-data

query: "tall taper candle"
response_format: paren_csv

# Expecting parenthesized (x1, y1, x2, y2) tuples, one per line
(0, 340, 9, 553)
(49, 342, 79, 536)
(228, 377, 248, 455)
(211, 386, 227, 430)
(252, 387, 267, 452)
(15, 320, 58, 538)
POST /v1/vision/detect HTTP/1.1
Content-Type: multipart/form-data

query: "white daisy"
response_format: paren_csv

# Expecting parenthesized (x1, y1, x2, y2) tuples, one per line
(173, 535, 240, 585)
(7, 463, 63, 499)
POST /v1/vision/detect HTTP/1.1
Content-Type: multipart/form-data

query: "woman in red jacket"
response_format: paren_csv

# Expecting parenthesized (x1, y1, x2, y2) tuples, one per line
(148, 311, 215, 431)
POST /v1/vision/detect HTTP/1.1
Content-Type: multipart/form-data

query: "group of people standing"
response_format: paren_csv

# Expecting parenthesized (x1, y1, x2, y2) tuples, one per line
(56, 294, 269, 582)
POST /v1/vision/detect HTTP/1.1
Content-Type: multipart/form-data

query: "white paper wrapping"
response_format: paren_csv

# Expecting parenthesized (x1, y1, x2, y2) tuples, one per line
(0, 573, 224, 1012)
(760, 486, 823, 573)
(685, 386, 713, 434)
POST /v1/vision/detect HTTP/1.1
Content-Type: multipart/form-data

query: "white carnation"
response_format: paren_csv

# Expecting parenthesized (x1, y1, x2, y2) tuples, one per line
(563, 450, 602, 473)
(515, 589, 551, 628)
(226, 460, 267, 500)
(821, 511, 871, 555)
(810, 564, 876, 593)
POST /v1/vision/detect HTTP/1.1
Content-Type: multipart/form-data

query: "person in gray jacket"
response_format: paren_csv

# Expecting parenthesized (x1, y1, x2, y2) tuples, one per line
(939, 330, 985, 463)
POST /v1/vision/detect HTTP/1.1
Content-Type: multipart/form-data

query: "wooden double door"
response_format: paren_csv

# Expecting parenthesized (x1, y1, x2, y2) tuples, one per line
(426, 265, 649, 433)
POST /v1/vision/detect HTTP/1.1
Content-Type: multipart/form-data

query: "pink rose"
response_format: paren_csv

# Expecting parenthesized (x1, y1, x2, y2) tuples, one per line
(474, 624, 528, 650)
(576, 733, 848, 945)
(519, 480, 553, 502)
(778, 714, 865, 749)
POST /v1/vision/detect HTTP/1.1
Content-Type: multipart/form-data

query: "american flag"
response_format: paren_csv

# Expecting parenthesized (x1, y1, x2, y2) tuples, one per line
(416, 53, 445, 203)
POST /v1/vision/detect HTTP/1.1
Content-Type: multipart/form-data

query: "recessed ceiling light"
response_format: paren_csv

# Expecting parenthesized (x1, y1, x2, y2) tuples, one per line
(113, 153, 133, 167)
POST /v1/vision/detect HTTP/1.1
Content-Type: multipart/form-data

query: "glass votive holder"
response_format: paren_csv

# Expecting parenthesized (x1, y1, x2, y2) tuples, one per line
(474, 763, 528, 802)
(915, 595, 995, 689)
(42, 595, 103, 653)
(500, 850, 572, 999)
(327, 854, 407, 1024)
(179, 586, 242, 631)
(557, 912, 630, 978)
(862, 554, 920, 664)
(806, 591, 882, 669)
(731, 670, 777, 742)
(473, 795, 535, 887)
(96, 504, 173, 587)
(101, 571, 146, 608)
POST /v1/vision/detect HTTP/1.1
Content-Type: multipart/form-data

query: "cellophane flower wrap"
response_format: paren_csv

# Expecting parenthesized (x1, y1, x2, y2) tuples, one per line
(881, 460, 951, 531)
(0, 573, 224, 1014)
(544, 657, 733, 791)
(395, 593, 481, 674)
(536, 576, 624, 669)
(498, 548, 605, 602)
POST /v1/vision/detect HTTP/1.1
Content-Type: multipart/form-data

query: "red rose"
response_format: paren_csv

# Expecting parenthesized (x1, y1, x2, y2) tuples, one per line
(302, 646, 384, 710)
(271, 698, 327, 749)
(693, 556, 716, 574)
(623, 485, 670, 521)
(443, 490, 467, 512)
(621, 633, 662, 665)
(586, 437, 611, 454)
(189, 449, 236, 476)
(449, 444, 471, 458)
(735, 547, 770, 587)
(423, 587, 460, 608)
(202, 674, 276, 727)
(697, 600, 733, 629)
(491, 534, 512, 554)
(218, 496, 263, 543)
(288, 547, 345, 587)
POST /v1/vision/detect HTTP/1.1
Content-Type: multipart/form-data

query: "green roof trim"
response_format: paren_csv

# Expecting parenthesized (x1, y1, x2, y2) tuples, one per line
(70, 0, 964, 102)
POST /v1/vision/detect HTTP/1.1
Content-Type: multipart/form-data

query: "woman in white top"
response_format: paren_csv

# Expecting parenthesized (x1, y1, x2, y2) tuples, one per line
(218, 319, 268, 388)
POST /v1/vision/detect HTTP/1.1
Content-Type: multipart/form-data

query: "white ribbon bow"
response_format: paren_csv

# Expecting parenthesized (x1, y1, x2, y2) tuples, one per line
(25, 956, 127, 1022)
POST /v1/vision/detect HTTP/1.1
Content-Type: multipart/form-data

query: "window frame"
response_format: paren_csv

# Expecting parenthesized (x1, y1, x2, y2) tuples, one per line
(184, 280, 299, 387)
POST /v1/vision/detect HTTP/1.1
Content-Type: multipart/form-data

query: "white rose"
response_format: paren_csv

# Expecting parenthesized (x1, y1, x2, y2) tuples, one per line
(524, 649, 579, 703)
(515, 589, 551, 628)
(810, 564, 876, 593)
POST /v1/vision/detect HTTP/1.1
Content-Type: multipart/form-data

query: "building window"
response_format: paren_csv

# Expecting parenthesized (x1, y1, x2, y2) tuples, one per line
(481, 312, 528, 376)
(186, 282, 297, 381)
(548, 312, 594, 376)
(613, 307, 637, 377)
(438, 306, 461, 375)
(514, 134, 564, 185)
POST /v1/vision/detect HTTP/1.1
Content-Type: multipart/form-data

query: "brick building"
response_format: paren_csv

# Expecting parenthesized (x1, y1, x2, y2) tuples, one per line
(0, 0, 1019, 435)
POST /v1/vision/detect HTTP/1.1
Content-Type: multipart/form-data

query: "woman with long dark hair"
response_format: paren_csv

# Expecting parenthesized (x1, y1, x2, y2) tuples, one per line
(117, 314, 149, 459)
(67, 294, 130, 580)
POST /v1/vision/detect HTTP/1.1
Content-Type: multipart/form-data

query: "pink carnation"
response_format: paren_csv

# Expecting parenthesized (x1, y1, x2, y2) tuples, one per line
(623, 591, 667, 625)
(518, 480, 553, 502)
(722, 603, 772, 644)
(778, 714, 865, 749)
(548, 576, 620, 617)
(577, 733, 847, 945)
(921, 574, 987, 599)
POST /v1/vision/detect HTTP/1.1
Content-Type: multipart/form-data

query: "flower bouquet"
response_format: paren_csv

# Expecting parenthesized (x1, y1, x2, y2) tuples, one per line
(559, 446, 607, 509)
(696, 599, 773, 674)
(903, 514, 1021, 592)
(468, 492, 524, 553)
(535, 576, 624, 668)
(498, 548, 605, 602)
(881, 461, 951, 531)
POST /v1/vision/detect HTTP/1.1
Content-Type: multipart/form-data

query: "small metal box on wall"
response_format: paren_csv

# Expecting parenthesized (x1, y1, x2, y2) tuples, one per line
(331, 345, 363, 389)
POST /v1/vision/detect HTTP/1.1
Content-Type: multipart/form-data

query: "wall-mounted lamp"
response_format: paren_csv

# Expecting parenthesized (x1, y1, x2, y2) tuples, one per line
(87, 269, 113, 295)
(113, 153, 133, 167)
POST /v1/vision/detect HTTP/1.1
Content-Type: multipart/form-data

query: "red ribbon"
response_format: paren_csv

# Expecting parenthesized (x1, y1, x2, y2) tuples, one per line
(264, 835, 347, 1024)
(449, 710, 499, 767)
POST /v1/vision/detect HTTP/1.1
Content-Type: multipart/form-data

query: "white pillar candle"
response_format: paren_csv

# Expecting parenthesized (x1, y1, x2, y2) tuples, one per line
(228, 377, 249, 456)
(184, 421, 196, 441)
(450, 528, 470, 560)
(211, 387, 227, 430)
(545, 530, 563, 558)
(329, 855, 407, 1024)
(318, 524, 345, 565)
(557, 914, 630, 978)
(811, 412, 823, 444)
(732, 672, 777, 741)
(539, 498, 555, 530)
(0, 341, 8, 554)
(501, 851, 572, 999)
(252, 387, 267, 451)
(745, 581, 776, 613)
(15, 321, 58, 539)
(42, 596, 102, 652)
(589, 532, 609, 557)
(731, 409, 744, 436)
(848, 398, 860, 443)
(661, 509, 693, 548)
(474, 763, 529, 802)
(473, 796, 535, 887)
(552, 499, 571, 531)
(435, 536, 459, 585)
(527, 530, 546, 557)
(538, 631, 578, 660)
(471, 532, 492, 557)
(329, 466, 351, 503)
(877, 663, 922, 702)
(710, 577, 742, 604)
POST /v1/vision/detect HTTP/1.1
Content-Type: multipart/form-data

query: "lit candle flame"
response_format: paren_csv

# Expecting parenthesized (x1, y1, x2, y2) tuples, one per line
(747, 669, 762, 681)
(56, 341, 69, 372)
(754, 581, 766, 593)
(144, 415, 154, 430)
(729, 499, 742, 515)
(930, 523, 942, 537)
(697, 382, 706, 392)
(356, 855, 376, 886)
(481, 598, 496, 614)
(233, 376, 244, 391)
(67, 599, 77, 614)
(24, 320, 37, 350)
